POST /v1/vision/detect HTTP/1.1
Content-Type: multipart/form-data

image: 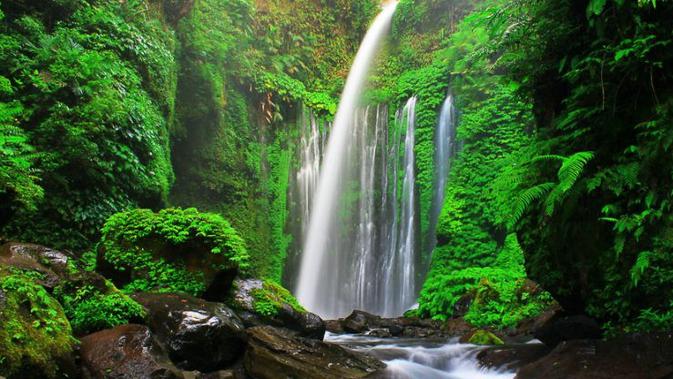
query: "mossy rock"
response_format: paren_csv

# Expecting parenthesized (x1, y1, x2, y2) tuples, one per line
(98, 208, 248, 297)
(229, 279, 325, 339)
(0, 268, 77, 379)
(53, 271, 146, 336)
(466, 329, 504, 346)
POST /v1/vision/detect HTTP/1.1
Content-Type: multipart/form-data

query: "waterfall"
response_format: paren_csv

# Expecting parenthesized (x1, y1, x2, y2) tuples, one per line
(427, 92, 457, 255)
(295, 2, 399, 318)
(383, 96, 418, 315)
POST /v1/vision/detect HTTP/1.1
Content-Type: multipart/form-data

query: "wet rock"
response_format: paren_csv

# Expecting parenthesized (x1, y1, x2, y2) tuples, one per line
(228, 279, 325, 339)
(80, 324, 184, 379)
(325, 319, 345, 333)
(515, 333, 673, 379)
(132, 292, 246, 372)
(477, 343, 550, 371)
(366, 328, 392, 338)
(244, 326, 386, 379)
(0, 242, 74, 289)
(343, 310, 381, 333)
(534, 314, 602, 347)
(452, 293, 474, 318)
(510, 302, 562, 341)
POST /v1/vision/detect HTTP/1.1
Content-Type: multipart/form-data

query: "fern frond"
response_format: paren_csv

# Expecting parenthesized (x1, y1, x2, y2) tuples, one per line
(557, 151, 595, 190)
(531, 154, 565, 164)
(509, 182, 555, 228)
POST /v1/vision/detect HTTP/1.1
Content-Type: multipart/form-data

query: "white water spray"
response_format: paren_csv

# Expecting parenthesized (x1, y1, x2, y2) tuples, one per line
(296, 2, 399, 317)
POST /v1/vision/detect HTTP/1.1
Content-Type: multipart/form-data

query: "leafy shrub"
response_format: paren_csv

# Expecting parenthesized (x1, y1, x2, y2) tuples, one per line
(54, 281, 145, 336)
(99, 208, 248, 295)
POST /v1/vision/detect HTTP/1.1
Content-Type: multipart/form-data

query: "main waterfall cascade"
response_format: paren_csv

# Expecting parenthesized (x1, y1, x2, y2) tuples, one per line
(294, 2, 400, 318)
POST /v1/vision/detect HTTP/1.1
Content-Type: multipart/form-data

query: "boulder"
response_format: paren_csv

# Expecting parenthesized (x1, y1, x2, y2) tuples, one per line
(80, 324, 184, 379)
(132, 292, 246, 372)
(516, 333, 673, 379)
(342, 310, 381, 333)
(228, 279, 325, 339)
(477, 343, 550, 371)
(0, 242, 74, 289)
(534, 314, 602, 347)
(0, 269, 77, 379)
(244, 326, 386, 379)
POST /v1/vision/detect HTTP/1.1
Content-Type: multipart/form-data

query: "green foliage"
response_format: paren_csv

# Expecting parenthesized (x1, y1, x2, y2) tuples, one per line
(420, 235, 554, 329)
(0, 0, 176, 249)
(0, 269, 75, 379)
(100, 208, 248, 295)
(53, 280, 145, 336)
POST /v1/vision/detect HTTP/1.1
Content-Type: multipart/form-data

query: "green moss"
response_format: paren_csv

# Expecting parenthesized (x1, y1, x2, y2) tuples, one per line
(468, 330, 504, 346)
(250, 280, 306, 317)
(99, 207, 248, 295)
(0, 269, 76, 379)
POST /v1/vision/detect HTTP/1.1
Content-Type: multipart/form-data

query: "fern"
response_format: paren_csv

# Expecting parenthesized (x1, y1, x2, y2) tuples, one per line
(510, 182, 555, 227)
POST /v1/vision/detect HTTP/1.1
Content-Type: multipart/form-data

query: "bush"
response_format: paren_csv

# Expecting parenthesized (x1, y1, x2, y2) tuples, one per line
(99, 207, 248, 295)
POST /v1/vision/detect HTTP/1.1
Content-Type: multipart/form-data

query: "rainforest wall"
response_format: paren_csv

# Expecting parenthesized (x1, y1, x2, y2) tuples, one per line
(0, 0, 375, 281)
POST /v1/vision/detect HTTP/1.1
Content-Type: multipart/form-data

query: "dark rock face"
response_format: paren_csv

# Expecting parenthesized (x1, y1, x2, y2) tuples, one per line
(477, 343, 550, 371)
(534, 314, 602, 347)
(229, 279, 325, 339)
(132, 292, 247, 372)
(516, 333, 673, 379)
(244, 326, 386, 379)
(80, 324, 184, 379)
(335, 310, 453, 338)
(0, 242, 74, 289)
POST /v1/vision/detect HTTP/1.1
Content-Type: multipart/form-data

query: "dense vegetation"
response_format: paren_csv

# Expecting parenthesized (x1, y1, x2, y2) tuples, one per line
(1, 3, 673, 376)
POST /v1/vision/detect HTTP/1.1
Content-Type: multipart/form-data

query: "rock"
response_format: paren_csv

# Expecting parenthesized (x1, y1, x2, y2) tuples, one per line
(342, 310, 381, 333)
(452, 292, 474, 318)
(443, 317, 475, 337)
(0, 269, 77, 379)
(477, 343, 550, 371)
(244, 326, 386, 379)
(534, 314, 602, 347)
(80, 324, 184, 379)
(0, 242, 74, 289)
(366, 328, 392, 338)
(462, 329, 505, 345)
(132, 292, 247, 372)
(228, 278, 325, 339)
(511, 302, 562, 341)
(515, 333, 673, 379)
(325, 319, 344, 334)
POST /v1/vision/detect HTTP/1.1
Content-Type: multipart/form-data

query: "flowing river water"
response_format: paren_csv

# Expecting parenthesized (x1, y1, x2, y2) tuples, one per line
(326, 333, 516, 379)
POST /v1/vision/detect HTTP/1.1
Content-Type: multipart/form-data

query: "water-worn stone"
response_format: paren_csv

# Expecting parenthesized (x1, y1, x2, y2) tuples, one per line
(244, 326, 386, 379)
(516, 333, 673, 379)
(0, 242, 74, 289)
(229, 278, 325, 339)
(132, 292, 247, 372)
(534, 314, 602, 347)
(80, 324, 184, 379)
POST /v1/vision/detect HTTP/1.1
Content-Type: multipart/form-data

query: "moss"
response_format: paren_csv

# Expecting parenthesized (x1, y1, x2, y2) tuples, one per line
(99, 207, 248, 295)
(250, 280, 306, 317)
(0, 269, 76, 379)
(467, 329, 504, 346)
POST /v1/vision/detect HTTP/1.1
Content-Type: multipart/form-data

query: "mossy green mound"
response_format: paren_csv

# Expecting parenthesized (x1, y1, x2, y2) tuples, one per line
(99, 207, 248, 296)
(467, 330, 504, 346)
(0, 269, 76, 379)
(251, 280, 306, 317)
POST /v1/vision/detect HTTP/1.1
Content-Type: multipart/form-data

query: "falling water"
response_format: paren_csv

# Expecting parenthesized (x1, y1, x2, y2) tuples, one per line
(427, 92, 457, 255)
(295, 2, 399, 318)
(383, 97, 418, 314)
